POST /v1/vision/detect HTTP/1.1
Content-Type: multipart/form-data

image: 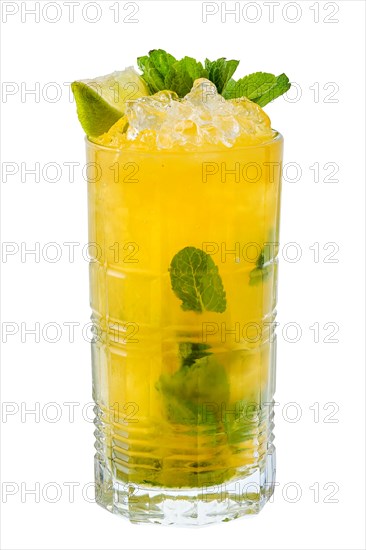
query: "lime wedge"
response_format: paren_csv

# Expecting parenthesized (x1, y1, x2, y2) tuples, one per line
(71, 67, 149, 136)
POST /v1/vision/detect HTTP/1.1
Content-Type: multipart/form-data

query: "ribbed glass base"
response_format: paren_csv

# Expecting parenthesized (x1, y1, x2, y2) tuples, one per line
(94, 451, 275, 526)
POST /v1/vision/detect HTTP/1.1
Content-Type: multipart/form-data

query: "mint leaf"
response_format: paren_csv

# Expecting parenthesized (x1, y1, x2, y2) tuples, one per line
(169, 246, 227, 313)
(204, 57, 239, 94)
(223, 399, 260, 444)
(249, 244, 277, 285)
(165, 56, 208, 97)
(224, 72, 276, 100)
(137, 49, 177, 93)
(137, 50, 207, 97)
(254, 73, 291, 107)
(156, 354, 230, 425)
(179, 342, 211, 367)
(155, 348, 237, 485)
(223, 72, 291, 106)
(157, 343, 257, 444)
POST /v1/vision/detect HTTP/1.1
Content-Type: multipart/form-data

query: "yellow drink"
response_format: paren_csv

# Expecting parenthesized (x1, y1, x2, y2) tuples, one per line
(87, 133, 283, 523)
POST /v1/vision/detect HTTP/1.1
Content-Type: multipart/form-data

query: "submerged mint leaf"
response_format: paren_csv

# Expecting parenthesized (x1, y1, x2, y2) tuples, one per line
(179, 342, 211, 367)
(157, 343, 258, 443)
(224, 400, 260, 444)
(249, 244, 277, 285)
(156, 354, 230, 425)
(223, 72, 291, 106)
(204, 58, 239, 94)
(250, 250, 269, 285)
(169, 246, 227, 313)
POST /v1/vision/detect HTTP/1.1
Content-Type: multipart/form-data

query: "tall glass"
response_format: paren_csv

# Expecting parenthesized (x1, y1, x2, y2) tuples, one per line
(87, 134, 283, 525)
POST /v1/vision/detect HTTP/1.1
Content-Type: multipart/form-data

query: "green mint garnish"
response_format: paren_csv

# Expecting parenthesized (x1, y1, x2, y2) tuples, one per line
(137, 49, 177, 93)
(204, 57, 240, 94)
(137, 49, 290, 104)
(137, 50, 208, 97)
(169, 246, 227, 313)
(165, 57, 208, 97)
(223, 72, 291, 106)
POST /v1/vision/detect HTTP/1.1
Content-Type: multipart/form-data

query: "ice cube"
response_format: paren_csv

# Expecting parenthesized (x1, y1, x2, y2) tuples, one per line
(184, 78, 220, 108)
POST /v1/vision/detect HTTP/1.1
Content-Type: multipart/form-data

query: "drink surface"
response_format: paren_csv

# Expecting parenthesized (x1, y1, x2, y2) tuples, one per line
(88, 133, 282, 492)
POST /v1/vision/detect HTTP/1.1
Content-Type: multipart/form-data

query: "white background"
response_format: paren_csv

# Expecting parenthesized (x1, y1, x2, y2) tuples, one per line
(1, 1, 365, 549)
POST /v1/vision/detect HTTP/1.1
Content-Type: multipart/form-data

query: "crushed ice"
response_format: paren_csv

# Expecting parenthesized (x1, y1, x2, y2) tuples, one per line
(106, 79, 274, 149)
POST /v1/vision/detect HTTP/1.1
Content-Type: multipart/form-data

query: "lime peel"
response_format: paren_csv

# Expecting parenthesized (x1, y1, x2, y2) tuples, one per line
(71, 67, 149, 137)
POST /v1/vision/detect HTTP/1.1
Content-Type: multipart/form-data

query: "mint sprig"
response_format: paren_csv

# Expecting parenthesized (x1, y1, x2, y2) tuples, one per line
(137, 49, 291, 105)
(169, 246, 227, 313)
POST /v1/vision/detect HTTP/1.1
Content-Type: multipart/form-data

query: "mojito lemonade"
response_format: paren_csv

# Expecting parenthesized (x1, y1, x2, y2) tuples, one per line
(73, 51, 288, 524)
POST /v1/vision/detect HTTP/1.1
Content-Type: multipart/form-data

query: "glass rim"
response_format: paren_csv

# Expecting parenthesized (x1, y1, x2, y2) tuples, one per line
(85, 130, 283, 155)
